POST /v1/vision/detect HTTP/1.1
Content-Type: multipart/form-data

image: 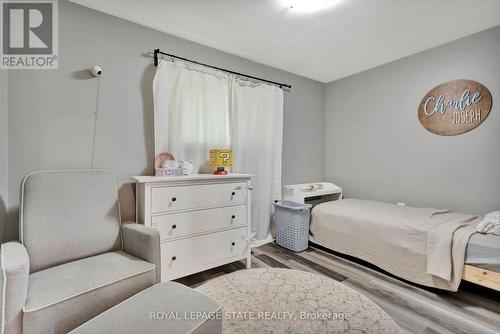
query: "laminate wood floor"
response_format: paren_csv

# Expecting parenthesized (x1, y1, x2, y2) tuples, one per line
(175, 242, 500, 334)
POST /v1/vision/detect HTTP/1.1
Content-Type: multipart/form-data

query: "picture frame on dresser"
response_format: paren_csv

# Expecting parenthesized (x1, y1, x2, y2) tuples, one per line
(132, 174, 253, 282)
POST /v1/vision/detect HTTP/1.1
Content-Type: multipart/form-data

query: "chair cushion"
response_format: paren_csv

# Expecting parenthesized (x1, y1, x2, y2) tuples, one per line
(23, 251, 156, 334)
(69, 282, 222, 334)
(21, 170, 122, 273)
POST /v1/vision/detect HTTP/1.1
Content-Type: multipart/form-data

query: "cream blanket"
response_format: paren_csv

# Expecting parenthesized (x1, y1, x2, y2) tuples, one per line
(310, 199, 480, 291)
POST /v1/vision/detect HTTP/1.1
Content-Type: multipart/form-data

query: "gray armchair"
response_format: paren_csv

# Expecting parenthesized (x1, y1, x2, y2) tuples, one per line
(0, 170, 160, 334)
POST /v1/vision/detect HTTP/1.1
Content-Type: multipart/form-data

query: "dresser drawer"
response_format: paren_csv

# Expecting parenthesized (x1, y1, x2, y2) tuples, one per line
(151, 183, 246, 213)
(161, 227, 247, 277)
(152, 205, 246, 241)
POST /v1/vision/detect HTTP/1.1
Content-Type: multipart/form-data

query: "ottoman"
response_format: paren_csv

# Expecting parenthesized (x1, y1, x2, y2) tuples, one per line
(70, 282, 222, 334)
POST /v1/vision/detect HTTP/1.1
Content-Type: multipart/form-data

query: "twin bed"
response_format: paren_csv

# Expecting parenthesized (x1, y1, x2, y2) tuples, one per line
(309, 199, 500, 292)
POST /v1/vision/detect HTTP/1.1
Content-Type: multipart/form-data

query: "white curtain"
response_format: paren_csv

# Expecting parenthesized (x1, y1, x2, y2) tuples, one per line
(153, 60, 231, 173)
(153, 59, 283, 242)
(231, 79, 283, 242)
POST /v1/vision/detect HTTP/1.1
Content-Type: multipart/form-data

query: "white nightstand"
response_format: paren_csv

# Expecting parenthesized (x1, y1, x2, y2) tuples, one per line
(283, 182, 342, 206)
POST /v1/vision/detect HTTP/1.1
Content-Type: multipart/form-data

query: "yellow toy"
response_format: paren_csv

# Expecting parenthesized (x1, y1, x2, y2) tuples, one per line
(209, 149, 233, 175)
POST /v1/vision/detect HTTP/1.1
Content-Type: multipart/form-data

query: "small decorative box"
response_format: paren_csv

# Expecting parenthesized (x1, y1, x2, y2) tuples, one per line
(155, 167, 183, 177)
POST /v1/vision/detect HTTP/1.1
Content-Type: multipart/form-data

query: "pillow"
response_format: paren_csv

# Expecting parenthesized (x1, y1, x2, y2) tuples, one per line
(476, 211, 500, 235)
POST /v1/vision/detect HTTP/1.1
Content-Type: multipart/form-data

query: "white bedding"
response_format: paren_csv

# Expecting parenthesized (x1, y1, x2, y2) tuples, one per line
(476, 211, 500, 235)
(310, 199, 481, 291)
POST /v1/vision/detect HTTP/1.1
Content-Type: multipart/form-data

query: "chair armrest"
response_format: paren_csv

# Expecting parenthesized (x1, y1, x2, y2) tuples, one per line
(1, 242, 30, 334)
(122, 223, 161, 283)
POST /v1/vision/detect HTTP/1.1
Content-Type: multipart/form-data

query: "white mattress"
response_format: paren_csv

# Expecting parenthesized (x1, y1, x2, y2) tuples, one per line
(465, 233, 500, 272)
(310, 199, 479, 291)
(310, 200, 500, 275)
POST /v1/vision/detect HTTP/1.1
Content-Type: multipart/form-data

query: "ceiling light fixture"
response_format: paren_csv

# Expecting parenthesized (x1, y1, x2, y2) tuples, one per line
(288, 0, 335, 12)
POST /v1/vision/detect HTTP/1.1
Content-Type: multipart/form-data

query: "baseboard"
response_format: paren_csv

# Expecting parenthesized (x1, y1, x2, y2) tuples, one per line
(251, 233, 274, 248)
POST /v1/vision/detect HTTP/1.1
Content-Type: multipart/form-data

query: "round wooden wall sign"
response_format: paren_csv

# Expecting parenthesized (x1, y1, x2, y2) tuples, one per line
(418, 80, 492, 136)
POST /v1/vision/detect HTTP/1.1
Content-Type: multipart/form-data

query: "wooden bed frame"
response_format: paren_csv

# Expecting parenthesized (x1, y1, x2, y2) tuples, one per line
(463, 265, 500, 291)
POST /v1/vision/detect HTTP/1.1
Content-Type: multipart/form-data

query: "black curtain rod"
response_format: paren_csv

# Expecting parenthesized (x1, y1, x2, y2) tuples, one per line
(153, 49, 292, 89)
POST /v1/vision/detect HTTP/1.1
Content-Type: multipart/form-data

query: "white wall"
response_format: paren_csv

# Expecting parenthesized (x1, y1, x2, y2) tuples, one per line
(0, 70, 7, 241)
(325, 26, 500, 214)
(4, 1, 325, 241)
(8, 2, 496, 242)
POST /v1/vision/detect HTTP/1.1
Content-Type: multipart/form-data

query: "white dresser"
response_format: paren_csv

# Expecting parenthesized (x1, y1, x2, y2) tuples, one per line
(132, 174, 253, 281)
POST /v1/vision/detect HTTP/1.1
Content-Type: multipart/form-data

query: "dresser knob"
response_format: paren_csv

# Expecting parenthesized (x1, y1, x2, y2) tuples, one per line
(172, 197, 177, 202)
(172, 224, 177, 229)
(231, 192, 236, 196)
(231, 242, 236, 246)
(231, 215, 236, 219)
(171, 256, 177, 261)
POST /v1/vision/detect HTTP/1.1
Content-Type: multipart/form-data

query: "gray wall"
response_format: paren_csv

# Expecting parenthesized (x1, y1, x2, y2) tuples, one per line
(3, 1, 325, 241)
(325, 26, 500, 214)
(0, 70, 7, 241)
